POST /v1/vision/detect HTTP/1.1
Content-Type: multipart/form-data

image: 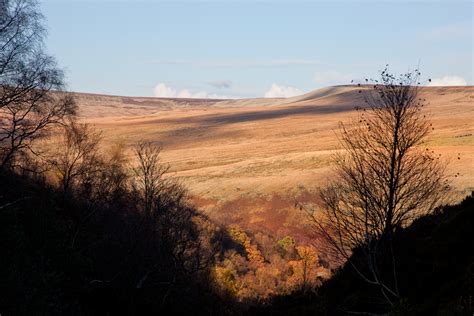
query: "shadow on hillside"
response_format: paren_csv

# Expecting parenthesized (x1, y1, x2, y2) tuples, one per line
(151, 97, 360, 146)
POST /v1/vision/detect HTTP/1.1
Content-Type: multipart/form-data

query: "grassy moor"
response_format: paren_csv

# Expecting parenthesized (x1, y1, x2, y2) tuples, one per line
(1, 0, 473, 314)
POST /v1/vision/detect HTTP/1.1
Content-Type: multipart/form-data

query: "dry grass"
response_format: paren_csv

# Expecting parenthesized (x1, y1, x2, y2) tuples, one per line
(73, 85, 474, 241)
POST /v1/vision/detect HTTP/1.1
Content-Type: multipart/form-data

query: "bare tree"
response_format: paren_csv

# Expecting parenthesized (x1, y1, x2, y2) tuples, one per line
(0, 0, 76, 169)
(132, 141, 170, 215)
(130, 142, 217, 293)
(305, 67, 450, 306)
(49, 122, 102, 194)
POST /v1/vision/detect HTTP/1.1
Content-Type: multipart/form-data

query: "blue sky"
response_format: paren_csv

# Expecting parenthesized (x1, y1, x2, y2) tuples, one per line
(41, 0, 473, 98)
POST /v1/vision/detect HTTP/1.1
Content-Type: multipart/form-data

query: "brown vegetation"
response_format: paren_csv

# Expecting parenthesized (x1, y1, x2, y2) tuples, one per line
(74, 85, 473, 237)
(1, 2, 472, 314)
(62, 81, 473, 301)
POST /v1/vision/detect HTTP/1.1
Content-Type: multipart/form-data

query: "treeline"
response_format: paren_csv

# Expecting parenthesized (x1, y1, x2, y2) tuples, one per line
(0, 140, 233, 314)
(2, 157, 472, 315)
(0, 126, 329, 313)
(0, 2, 233, 312)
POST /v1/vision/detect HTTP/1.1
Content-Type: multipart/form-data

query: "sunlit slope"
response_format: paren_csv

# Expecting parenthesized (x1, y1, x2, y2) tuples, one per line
(75, 85, 474, 241)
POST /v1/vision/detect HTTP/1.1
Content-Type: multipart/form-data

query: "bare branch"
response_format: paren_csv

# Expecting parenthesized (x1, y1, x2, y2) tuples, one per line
(307, 67, 450, 307)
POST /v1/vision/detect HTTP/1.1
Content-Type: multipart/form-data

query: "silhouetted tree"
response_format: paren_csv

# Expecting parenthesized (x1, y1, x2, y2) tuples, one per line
(0, 0, 75, 169)
(132, 141, 170, 215)
(306, 67, 450, 307)
(49, 122, 102, 194)
(131, 141, 217, 274)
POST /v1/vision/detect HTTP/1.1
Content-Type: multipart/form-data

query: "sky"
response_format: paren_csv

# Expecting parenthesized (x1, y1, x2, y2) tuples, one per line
(41, 0, 473, 98)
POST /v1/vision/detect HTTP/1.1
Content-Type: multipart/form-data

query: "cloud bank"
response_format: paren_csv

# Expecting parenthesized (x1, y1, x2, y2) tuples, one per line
(264, 83, 302, 98)
(428, 75, 467, 86)
(153, 83, 227, 99)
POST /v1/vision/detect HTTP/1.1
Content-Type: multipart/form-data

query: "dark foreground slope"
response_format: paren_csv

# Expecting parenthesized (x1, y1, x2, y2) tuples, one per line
(0, 171, 237, 315)
(1, 168, 473, 315)
(255, 192, 474, 315)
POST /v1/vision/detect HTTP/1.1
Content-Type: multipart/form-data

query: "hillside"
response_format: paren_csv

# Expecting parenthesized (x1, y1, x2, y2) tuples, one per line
(1, 169, 472, 315)
(74, 85, 474, 244)
(254, 192, 474, 315)
(2, 85, 473, 313)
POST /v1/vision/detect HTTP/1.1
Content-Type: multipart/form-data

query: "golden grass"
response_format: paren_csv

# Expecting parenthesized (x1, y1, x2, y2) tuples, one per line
(73, 85, 474, 240)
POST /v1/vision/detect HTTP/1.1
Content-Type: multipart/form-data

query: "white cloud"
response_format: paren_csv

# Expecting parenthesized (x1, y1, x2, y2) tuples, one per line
(427, 75, 467, 86)
(153, 83, 227, 99)
(313, 71, 354, 85)
(264, 83, 302, 98)
(153, 83, 178, 98)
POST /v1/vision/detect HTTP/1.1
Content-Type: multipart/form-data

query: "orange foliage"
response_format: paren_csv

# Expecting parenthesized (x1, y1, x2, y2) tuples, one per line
(287, 245, 320, 290)
(217, 226, 331, 300)
(227, 224, 264, 263)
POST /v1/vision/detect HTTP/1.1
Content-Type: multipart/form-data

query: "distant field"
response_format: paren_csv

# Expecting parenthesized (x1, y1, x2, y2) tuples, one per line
(75, 85, 474, 242)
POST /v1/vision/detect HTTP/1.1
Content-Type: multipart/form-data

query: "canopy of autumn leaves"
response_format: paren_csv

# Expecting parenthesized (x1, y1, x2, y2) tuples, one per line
(212, 224, 330, 300)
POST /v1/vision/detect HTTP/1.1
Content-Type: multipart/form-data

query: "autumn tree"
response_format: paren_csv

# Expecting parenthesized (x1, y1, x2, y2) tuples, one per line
(287, 245, 320, 291)
(0, 0, 75, 169)
(306, 67, 450, 306)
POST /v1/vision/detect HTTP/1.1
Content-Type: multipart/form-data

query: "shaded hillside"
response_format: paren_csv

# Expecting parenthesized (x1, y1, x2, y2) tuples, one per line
(254, 192, 474, 315)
